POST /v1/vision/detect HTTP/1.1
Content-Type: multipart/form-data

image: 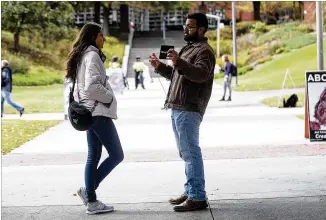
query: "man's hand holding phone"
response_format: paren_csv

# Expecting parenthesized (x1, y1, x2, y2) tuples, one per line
(149, 53, 160, 69)
(167, 49, 178, 65)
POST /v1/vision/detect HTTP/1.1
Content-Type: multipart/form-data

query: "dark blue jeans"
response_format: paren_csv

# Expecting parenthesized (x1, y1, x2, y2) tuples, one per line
(85, 116, 124, 202)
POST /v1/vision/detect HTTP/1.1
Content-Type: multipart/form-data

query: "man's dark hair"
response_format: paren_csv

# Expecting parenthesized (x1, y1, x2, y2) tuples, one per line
(187, 13, 208, 32)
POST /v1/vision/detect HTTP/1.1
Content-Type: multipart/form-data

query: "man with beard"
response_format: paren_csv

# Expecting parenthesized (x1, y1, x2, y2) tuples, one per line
(149, 13, 215, 212)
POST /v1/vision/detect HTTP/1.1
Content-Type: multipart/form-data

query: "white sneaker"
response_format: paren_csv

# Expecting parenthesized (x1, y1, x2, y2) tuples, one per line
(86, 200, 114, 215)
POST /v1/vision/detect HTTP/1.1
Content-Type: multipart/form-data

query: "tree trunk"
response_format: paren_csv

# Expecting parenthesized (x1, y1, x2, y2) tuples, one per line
(13, 30, 21, 51)
(120, 4, 129, 33)
(253, 1, 261, 21)
(41, 22, 47, 48)
(298, 1, 304, 21)
(103, 3, 110, 36)
(94, 1, 101, 23)
(13, 14, 26, 51)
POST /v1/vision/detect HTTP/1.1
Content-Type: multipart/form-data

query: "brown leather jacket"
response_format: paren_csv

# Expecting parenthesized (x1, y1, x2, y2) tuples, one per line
(156, 37, 215, 117)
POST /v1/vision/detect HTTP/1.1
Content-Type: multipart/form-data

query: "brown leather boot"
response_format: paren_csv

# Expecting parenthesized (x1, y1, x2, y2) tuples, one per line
(173, 199, 208, 212)
(168, 194, 188, 205)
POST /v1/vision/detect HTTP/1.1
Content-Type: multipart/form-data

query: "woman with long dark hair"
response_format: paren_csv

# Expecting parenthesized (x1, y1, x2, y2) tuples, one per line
(66, 22, 124, 215)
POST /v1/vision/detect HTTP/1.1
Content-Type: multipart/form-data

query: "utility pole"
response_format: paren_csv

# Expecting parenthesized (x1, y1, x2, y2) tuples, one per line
(316, 1, 324, 70)
(163, 17, 166, 41)
(216, 16, 220, 57)
(232, 1, 238, 85)
(206, 14, 220, 57)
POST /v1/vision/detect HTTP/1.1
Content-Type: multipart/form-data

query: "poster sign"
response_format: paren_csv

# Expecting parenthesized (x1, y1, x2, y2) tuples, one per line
(306, 71, 326, 141)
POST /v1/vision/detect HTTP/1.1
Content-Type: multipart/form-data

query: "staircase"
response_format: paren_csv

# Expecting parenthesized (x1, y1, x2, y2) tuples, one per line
(127, 31, 186, 78)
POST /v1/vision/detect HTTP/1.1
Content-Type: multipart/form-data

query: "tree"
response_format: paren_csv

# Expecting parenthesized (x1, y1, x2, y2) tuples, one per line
(38, 2, 75, 47)
(2, 2, 40, 50)
(253, 1, 261, 20)
(70, 1, 110, 35)
(297, 1, 304, 20)
(93, 1, 101, 23)
(1, 1, 74, 50)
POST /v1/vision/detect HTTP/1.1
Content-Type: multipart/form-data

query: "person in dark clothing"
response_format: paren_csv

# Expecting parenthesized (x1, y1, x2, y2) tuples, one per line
(132, 56, 146, 89)
(149, 13, 215, 212)
(1, 60, 24, 117)
(220, 55, 233, 101)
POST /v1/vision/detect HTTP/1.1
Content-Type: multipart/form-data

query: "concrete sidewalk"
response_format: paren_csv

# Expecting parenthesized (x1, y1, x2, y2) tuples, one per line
(2, 79, 325, 220)
(3, 196, 326, 220)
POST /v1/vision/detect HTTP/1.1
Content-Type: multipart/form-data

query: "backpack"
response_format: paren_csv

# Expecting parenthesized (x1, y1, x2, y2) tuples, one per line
(283, 94, 298, 108)
(1, 73, 6, 87)
(231, 64, 237, 77)
(1, 67, 9, 88)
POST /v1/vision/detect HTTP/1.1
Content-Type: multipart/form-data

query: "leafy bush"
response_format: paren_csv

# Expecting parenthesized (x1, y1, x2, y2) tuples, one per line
(220, 27, 232, 40)
(220, 40, 232, 55)
(57, 39, 72, 58)
(257, 22, 303, 45)
(3, 55, 30, 74)
(13, 68, 63, 86)
(102, 36, 126, 68)
(105, 36, 120, 44)
(237, 33, 257, 51)
(268, 42, 283, 55)
(207, 27, 232, 41)
(215, 58, 224, 68)
(275, 47, 290, 54)
(250, 22, 268, 34)
(283, 34, 317, 50)
(255, 56, 272, 65)
(205, 31, 216, 40)
(295, 24, 313, 33)
(238, 65, 253, 76)
(209, 39, 232, 56)
(1, 31, 12, 43)
(236, 21, 256, 36)
(2, 30, 126, 85)
(210, 21, 255, 40)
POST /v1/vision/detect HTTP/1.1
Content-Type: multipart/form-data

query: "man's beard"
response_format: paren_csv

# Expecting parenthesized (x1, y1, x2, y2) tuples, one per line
(184, 31, 199, 42)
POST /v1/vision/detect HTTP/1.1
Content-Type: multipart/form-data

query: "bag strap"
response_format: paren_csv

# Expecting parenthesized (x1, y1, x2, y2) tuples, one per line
(69, 49, 108, 113)
(70, 74, 107, 114)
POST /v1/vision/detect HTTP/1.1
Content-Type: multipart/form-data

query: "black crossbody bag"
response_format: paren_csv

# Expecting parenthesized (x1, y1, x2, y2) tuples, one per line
(68, 76, 100, 131)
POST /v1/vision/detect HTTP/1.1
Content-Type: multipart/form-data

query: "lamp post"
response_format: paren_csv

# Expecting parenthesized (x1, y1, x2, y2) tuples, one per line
(316, 1, 324, 70)
(163, 17, 166, 41)
(206, 13, 221, 57)
(232, 1, 238, 86)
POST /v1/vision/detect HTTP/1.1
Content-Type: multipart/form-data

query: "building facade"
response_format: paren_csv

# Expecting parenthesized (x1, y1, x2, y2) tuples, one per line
(74, 2, 227, 33)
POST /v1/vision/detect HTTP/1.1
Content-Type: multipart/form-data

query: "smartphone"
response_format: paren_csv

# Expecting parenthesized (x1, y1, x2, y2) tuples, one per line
(159, 45, 174, 59)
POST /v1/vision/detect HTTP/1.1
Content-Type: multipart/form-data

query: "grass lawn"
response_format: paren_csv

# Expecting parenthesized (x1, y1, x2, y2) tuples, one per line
(216, 39, 326, 91)
(261, 92, 304, 107)
(3, 84, 63, 114)
(1, 119, 62, 154)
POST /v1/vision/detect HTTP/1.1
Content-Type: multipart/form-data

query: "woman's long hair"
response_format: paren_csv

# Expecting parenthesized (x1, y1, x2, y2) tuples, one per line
(66, 22, 103, 82)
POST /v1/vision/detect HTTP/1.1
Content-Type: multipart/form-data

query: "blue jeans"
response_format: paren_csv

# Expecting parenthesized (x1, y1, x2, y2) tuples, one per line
(85, 116, 124, 202)
(171, 109, 206, 201)
(1, 90, 23, 115)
